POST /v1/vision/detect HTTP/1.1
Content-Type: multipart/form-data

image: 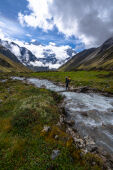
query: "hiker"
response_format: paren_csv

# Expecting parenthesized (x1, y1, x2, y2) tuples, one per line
(65, 77, 71, 90)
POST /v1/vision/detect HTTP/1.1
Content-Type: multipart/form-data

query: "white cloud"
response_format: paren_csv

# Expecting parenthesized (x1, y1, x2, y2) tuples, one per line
(26, 33, 32, 37)
(18, 0, 53, 31)
(18, 0, 113, 47)
(49, 42, 56, 46)
(0, 16, 24, 37)
(0, 29, 5, 39)
(30, 60, 61, 69)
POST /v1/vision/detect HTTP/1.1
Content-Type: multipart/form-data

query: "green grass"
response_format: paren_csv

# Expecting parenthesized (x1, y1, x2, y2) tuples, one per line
(0, 77, 104, 170)
(0, 53, 30, 72)
(16, 71, 113, 94)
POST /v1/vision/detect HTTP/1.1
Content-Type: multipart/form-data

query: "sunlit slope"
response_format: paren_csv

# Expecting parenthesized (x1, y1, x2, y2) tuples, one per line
(59, 37, 113, 71)
(0, 53, 30, 72)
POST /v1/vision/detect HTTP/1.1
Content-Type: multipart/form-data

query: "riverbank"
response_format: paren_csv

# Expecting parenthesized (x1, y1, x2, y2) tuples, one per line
(27, 71, 113, 95)
(0, 77, 109, 170)
(1, 71, 113, 94)
(12, 76, 113, 169)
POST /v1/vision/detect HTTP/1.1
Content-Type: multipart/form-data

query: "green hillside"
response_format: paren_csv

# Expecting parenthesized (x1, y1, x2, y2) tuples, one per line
(59, 38, 113, 71)
(0, 53, 30, 72)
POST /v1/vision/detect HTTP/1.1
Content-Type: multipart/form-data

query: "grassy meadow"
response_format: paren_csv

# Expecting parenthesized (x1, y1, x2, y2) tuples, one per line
(20, 71, 113, 94)
(0, 73, 105, 169)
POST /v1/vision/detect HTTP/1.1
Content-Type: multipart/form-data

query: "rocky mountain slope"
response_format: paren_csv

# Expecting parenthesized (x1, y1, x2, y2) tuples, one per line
(59, 37, 113, 71)
(0, 39, 76, 70)
(0, 45, 30, 72)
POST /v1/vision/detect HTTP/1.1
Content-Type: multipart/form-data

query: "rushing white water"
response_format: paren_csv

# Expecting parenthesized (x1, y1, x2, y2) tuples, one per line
(12, 77, 113, 154)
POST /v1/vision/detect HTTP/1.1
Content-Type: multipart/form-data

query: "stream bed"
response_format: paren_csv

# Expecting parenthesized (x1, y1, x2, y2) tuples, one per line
(12, 77, 113, 155)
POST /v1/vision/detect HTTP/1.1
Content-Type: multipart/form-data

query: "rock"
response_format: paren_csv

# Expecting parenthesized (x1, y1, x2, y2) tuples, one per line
(42, 126, 51, 133)
(81, 149, 88, 154)
(4, 95, 8, 99)
(0, 99, 3, 104)
(59, 115, 65, 124)
(92, 162, 96, 166)
(66, 128, 75, 137)
(81, 112, 88, 117)
(41, 85, 46, 88)
(51, 150, 60, 160)
(56, 122, 61, 127)
(84, 136, 95, 145)
(65, 120, 75, 126)
(87, 145, 98, 153)
(54, 135, 58, 140)
(73, 137, 86, 149)
(86, 139, 95, 145)
(61, 107, 67, 116)
(74, 138, 84, 145)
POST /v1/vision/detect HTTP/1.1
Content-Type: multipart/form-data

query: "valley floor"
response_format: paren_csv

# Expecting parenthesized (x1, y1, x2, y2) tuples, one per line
(0, 73, 105, 170)
(19, 71, 113, 94)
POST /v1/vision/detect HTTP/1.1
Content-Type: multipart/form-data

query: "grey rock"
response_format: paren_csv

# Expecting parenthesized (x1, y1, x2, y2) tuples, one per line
(51, 150, 60, 160)
(55, 135, 59, 140)
(85, 138, 95, 145)
(65, 120, 75, 126)
(81, 149, 88, 154)
(74, 138, 84, 146)
(41, 85, 46, 88)
(56, 122, 61, 127)
(87, 145, 98, 153)
(42, 125, 51, 133)
(59, 115, 65, 123)
(81, 112, 88, 117)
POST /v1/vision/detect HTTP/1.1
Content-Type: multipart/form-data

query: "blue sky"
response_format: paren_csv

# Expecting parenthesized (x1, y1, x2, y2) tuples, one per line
(0, 0, 85, 52)
(0, 0, 113, 53)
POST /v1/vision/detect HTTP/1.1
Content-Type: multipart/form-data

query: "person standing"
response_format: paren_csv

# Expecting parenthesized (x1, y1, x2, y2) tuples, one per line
(65, 77, 71, 90)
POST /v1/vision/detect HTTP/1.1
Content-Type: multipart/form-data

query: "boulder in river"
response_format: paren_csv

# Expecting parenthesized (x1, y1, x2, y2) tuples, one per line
(81, 112, 88, 117)
(41, 85, 46, 88)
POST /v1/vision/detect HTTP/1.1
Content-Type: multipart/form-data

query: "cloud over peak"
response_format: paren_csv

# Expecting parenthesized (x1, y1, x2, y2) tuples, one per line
(18, 0, 113, 47)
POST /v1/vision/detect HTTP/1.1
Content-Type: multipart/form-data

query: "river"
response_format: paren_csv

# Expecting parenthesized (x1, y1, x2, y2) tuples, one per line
(12, 77, 113, 155)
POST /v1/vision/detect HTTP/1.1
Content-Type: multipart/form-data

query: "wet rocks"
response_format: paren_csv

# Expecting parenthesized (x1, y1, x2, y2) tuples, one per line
(56, 115, 66, 127)
(73, 86, 98, 93)
(84, 136, 95, 145)
(51, 150, 60, 160)
(66, 127, 97, 153)
(64, 120, 75, 126)
(41, 85, 46, 88)
(81, 112, 88, 117)
(59, 115, 65, 124)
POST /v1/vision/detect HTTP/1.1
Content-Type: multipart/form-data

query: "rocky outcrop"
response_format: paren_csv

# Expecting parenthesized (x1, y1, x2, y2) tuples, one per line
(57, 111, 113, 170)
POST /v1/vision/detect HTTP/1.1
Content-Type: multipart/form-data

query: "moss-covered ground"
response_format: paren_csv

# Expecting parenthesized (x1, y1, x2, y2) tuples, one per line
(0, 74, 105, 169)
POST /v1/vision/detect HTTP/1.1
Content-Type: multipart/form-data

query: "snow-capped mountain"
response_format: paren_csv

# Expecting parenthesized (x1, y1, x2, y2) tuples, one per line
(21, 41, 76, 69)
(0, 39, 76, 70)
(0, 39, 38, 66)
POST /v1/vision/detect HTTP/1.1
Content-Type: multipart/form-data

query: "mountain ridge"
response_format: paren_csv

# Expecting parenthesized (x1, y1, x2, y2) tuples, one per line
(0, 45, 30, 72)
(0, 39, 76, 70)
(59, 37, 113, 71)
